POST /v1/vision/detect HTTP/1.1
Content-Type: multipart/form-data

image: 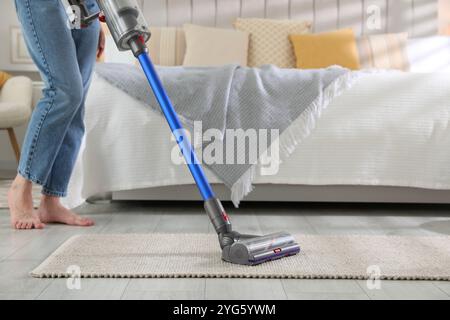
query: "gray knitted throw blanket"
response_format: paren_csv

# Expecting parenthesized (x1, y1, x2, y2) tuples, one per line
(95, 63, 357, 206)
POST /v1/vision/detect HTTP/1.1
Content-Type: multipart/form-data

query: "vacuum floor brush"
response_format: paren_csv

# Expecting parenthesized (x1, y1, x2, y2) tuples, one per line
(66, 0, 300, 265)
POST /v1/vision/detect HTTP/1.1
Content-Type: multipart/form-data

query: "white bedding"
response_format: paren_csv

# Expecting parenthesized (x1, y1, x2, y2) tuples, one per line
(64, 71, 450, 208)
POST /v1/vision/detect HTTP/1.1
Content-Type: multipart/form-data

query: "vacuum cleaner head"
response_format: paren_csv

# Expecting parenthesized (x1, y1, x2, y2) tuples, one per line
(221, 232, 300, 266)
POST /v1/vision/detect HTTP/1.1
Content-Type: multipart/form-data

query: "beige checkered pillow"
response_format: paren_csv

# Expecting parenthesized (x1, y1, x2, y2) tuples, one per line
(357, 33, 410, 71)
(234, 18, 311, 68)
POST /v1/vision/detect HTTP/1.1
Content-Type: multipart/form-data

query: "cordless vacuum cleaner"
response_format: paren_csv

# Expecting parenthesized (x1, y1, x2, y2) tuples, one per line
(66, 0, 300, 265)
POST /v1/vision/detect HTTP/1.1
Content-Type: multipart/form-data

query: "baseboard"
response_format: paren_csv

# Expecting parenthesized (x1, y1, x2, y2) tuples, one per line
(113, 184, 450, 204)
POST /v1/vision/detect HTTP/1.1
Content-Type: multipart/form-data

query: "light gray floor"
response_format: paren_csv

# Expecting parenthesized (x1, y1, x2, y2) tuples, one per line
(0, 200, 450, 300)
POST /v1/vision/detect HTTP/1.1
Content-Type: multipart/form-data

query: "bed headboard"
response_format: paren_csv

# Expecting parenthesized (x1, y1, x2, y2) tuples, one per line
(137, 0, 439, 37)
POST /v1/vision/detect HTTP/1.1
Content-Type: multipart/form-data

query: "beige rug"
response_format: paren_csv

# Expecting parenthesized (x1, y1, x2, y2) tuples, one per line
(0, 179, 41, 209)
(31, 234, 450, 280)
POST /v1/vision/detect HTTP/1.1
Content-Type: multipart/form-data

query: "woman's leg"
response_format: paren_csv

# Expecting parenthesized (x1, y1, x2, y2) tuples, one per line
(39, 19, 100, 226)
(9, 0, 84, 229)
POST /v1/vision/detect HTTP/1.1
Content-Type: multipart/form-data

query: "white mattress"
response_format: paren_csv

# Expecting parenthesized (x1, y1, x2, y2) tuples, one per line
(64, 71, 450, 208)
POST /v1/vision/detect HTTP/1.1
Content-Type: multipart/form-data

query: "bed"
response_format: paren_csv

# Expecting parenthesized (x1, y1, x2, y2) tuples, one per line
(63, 0, 450, 208)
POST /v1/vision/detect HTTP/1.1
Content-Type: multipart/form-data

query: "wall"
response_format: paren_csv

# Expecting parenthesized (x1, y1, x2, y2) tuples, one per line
(0, 1, 37, 73)
(141, 0, 442, 36)
(1, 0, 449, 71)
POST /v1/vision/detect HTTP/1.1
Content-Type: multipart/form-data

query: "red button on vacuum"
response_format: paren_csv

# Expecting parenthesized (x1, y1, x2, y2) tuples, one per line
(222, 212, 229, 222)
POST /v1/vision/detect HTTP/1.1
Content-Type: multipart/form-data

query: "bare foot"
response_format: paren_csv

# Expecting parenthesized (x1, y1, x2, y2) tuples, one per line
(8, 175, 45, 230)
(38, 195, 95, 227)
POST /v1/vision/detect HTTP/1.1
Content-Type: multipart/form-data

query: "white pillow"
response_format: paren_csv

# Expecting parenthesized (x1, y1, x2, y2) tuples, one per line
(407, 36, 450, 73)
(183, 24, 249, 67)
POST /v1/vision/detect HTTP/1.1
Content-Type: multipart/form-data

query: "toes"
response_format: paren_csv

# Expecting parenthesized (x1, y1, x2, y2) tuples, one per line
(12, 219, 45, 230)
(32, 216, 44, 229)
(34, 221, 45, 229)
(17, 221, 31, 230)
(76, 217, 94, 227)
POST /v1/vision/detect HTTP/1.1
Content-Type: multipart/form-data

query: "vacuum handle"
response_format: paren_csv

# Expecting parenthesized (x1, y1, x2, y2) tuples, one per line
(95, 0, 231, 234)
(136, 52, 215, 201)
(136, 46, 231, 234)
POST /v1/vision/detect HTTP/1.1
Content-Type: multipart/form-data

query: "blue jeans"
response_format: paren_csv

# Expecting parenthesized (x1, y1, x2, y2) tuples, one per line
(15, 0, 100, 197)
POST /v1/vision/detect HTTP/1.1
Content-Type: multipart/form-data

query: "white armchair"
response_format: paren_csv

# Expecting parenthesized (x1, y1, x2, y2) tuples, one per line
(0, 76, 33, 163)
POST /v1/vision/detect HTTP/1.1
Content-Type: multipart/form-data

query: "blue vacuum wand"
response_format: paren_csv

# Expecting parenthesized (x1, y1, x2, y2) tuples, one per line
(69, 0, 300, 265)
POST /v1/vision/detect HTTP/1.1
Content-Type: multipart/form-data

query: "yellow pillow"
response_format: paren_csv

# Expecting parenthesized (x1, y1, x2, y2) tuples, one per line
(289, 29, 360, 70)
(0, 71, 12, 88)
